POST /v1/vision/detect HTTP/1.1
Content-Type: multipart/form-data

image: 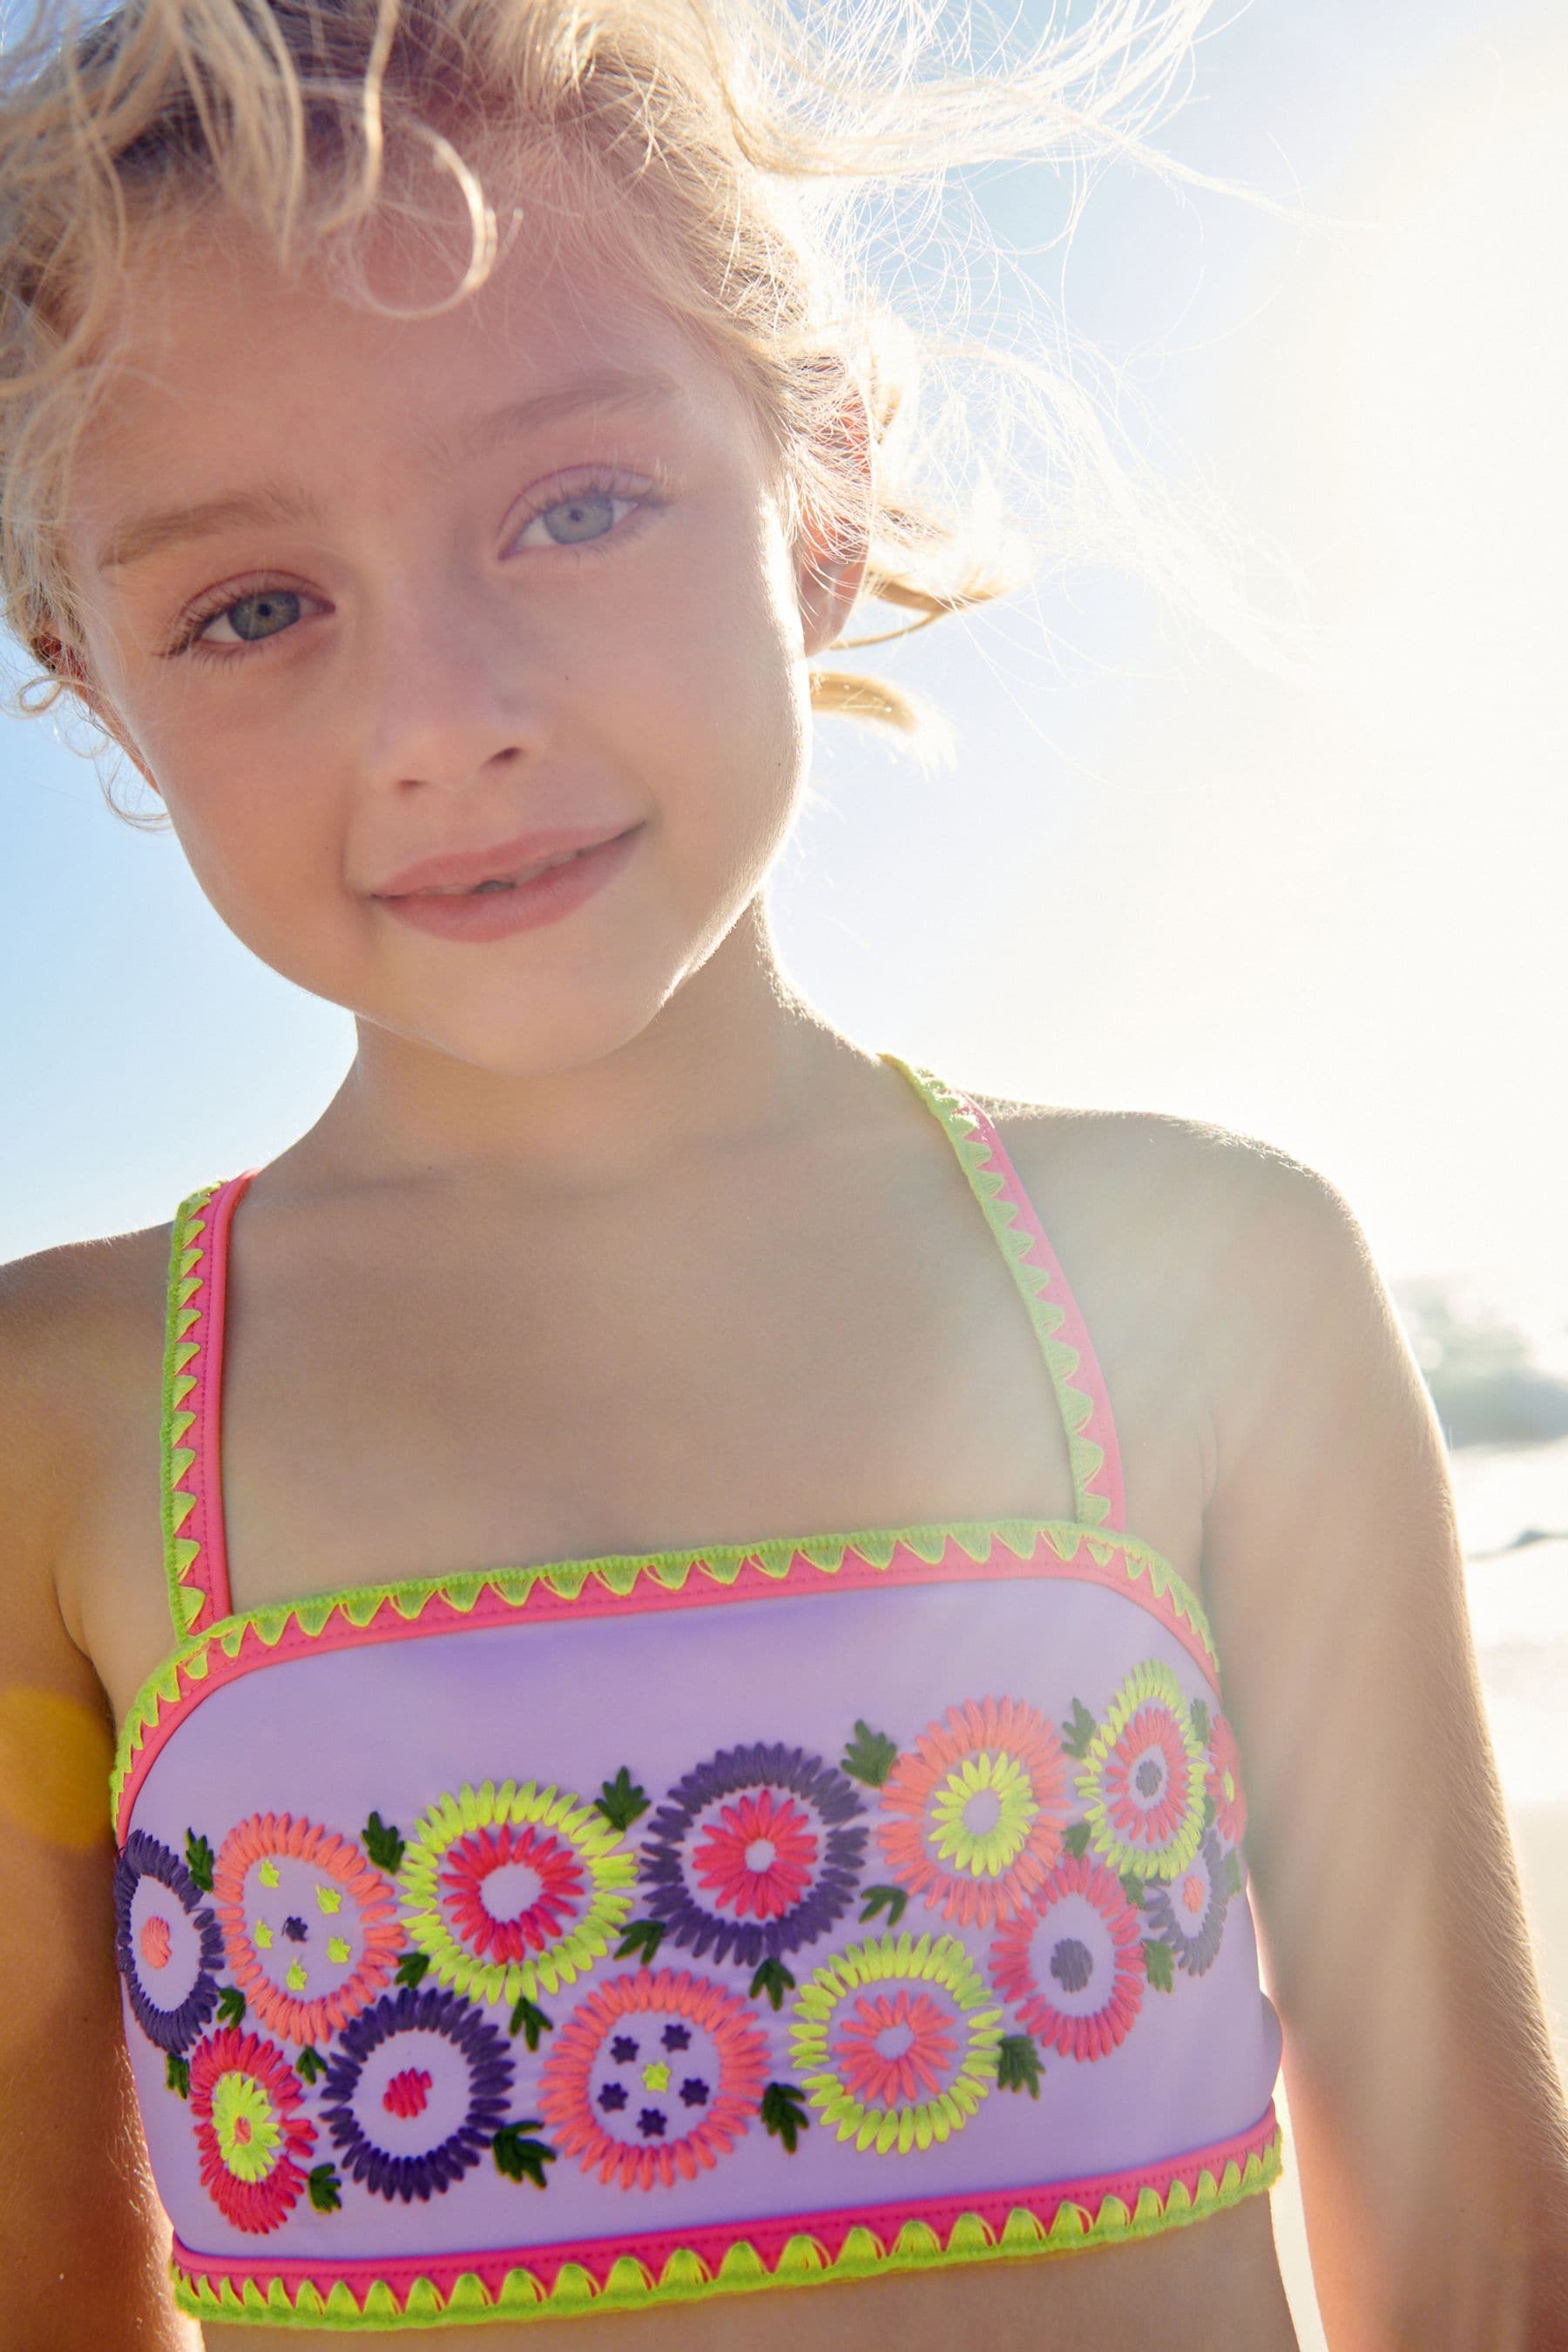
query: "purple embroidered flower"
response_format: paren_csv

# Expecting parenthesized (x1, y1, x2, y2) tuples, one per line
(114, 1830, 224, 2054)
(639, 1741, 867, 1967)
(1143, 1828, 1229, 1977)
(317, 1984, 515, 2203)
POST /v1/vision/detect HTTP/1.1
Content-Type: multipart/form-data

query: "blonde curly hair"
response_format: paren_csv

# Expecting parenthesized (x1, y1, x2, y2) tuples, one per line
(0, 0, 1316, 828)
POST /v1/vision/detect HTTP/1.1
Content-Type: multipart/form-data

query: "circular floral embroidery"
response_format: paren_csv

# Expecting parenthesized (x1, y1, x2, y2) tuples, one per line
(1076, 1661, 1206, 1881)
(1206, 1711, 1248, 1848)
(113, 1830, 224, 2054)
(791, 1931, 1004, 2154)
(537, 1967, 769, 2189)
(875, 1696, 1071, 1929)
(213, 1812, 404, 2045)
(639, 1742, 867, 1968)
(189, 2025, 314, 2233)
(1143, 1827, 1229, 1977)
(318, 1984, 515, 2202)
(399, 1780, 636, 2005)
(989, 1848, 1145, 2059)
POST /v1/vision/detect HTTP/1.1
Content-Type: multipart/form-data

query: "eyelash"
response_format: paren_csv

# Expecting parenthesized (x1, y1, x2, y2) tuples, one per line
(164, 466, 665, 666)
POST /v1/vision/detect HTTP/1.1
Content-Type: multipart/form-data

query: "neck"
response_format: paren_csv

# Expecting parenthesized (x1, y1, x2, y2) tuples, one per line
(280, 897, 877, 1204)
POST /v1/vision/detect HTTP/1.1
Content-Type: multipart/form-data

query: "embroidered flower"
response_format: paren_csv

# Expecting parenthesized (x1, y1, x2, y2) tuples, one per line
(113, 1831, 224, 2055)
(989, 1848, 1145, 2059)
(692, 1787, 818, 1923)
(1206, 1711, 1248, 1848)
(875, 1696, 1071, 1929)
(317, 1984, 515, 2202)
(398, 1780, 635, 2008)
(790, 1931, 1004, 2154)
(189, 2025, 314, 2234)
(1076, 1661, 1206, 1881)
(1143, 1827, 1229, 1977)
(537, 1968, 769, 2190)
(639, 1743, 867, 1967)
(213, 1813, 404, 2045)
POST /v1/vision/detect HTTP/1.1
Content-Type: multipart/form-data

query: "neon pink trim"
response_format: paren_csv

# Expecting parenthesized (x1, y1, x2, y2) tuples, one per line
(170, 2102, 1279, 2308)
(952, 1093, 1126, 1530)
(117, 1525, 1218, 1844)
(189, 1170, 255, 1630)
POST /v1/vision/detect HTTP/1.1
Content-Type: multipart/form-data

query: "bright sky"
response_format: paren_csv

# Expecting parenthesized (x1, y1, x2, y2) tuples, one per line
(2, 0, 1564, 1367)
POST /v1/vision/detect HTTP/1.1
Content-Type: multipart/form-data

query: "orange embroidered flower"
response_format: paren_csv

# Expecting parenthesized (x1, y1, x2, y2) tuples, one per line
(875, 1696, 1071, 1929)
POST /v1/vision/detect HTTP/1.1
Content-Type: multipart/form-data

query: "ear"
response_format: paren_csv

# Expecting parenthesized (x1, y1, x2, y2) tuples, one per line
(33, 631, 163, 799)
(795, 388, 873, 661)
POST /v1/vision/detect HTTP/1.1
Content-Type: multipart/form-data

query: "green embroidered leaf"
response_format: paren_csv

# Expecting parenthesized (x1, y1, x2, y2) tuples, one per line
(510, 1996, 553, 2051)
(997, 2034, 1043, 2098)
(166, 2052, 190, 2099)
(1063, 1821, 1092, 1859)
(1119, 1872, 1146, 1910)
(363, 1811, 405, 1873)
(859, 1883, 908, 1929)
(1143, 1937, 1175, 1992)
(1202, 1791, 1218, 1829)
(1060, 1697, 1098, 1760)
(307, 2163, 341, 2213)
(395, 1950, 431, 1990)
(841, 1719, 899, 1787)
(296, 2045, 326, 2085)
(594, 1766, 650, 1833)
(1226, 1848, 1245, 1897)
(748, 1958, 796, 2011)
(614, 1918, 666, 1964)
(760, 2081, 811, 2154)
(493, 2121, 557, 2188)
(184, 1828, 214, 1892)
(216, 1984, 247, 2028)
(1188, 1697, 1212, 1746)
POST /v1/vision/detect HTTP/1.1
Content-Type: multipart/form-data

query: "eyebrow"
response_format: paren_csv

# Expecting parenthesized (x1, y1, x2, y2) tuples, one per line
(94, 364, 686, 576)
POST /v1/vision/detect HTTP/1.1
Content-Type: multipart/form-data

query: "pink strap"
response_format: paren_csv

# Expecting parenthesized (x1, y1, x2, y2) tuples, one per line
(945, 1090, 1127, 1532)
(188, 1168, 259, 1625)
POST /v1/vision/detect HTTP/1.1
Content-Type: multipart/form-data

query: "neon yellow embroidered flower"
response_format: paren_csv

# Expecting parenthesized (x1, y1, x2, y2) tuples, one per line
(1076, 1660, 1206, 1881)
(928, 1748, 1037, 1879)
(400, 1778, 637, 2006)
(211, 2066, 283, 2184)
(790, 1931, 1004, 2155)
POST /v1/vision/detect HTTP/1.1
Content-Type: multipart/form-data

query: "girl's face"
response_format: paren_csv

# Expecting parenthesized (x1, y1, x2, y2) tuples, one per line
(64, 202, 863, 1082)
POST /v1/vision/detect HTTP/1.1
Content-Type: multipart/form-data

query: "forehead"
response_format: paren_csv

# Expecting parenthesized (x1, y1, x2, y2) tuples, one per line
(69, 199, 760, 540)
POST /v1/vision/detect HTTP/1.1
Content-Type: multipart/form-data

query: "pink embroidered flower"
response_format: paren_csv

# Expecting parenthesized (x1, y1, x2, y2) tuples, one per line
(691, 1788, 819, 1923)
(1076, 1661, 1207, 1881)
(990, 1849, 1145, 2060)
(440, 1819, 587, 1966)
(875, 1695, 1071, 1929)
(1206, 1711, 1247, 1847)
(382, 2066, 434, 2119)
(213, 1812, 404, 2046)
(831, 1987, 957, 2109)
(538, 1968, 769, 2191)
(189, 2025, 314, 2234)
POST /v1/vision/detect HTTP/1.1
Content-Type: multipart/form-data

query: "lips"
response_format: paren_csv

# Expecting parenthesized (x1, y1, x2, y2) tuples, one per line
(372, 823, 636, 899)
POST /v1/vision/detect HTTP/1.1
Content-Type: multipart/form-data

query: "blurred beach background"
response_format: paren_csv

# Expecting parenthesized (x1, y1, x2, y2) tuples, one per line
(2, 0, 1565, 2341)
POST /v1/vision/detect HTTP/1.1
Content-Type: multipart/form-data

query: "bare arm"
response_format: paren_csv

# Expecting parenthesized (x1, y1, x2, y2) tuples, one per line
(1195, 1157, 1568, 2349)
(0, 1252, 199, 2348)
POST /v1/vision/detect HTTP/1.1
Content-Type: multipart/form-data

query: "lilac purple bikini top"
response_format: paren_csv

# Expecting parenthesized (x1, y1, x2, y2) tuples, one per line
(109, 1054, 1283, 2331)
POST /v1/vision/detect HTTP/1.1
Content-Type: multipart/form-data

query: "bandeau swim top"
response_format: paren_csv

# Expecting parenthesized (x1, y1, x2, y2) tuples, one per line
(109, 1056, 1284, 2330)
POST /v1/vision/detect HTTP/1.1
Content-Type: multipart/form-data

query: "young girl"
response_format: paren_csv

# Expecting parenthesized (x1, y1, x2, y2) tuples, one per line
(1, 0, 1564, 2345)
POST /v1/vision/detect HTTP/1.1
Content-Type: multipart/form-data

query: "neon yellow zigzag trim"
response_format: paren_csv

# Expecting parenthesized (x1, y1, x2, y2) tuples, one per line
(881, 1058, 1112, 1531)
(110, 1515, 1219, 1832)
(169, 2127, 1281, 2324)
(160, 1180, 225, 1646)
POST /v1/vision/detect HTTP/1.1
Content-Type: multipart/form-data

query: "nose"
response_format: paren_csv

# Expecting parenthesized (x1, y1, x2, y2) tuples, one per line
(353, 570, 548, 798)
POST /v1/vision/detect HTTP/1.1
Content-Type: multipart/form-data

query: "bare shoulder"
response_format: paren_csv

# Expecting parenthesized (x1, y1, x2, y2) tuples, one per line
(970, 1088, 1362, 1412)
(0, 1220, 173, 1650)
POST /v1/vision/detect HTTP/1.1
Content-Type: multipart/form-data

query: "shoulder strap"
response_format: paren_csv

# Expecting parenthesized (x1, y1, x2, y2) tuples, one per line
(160, 1170, 256, 1640)
(882, 1055, 1127, 1533)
